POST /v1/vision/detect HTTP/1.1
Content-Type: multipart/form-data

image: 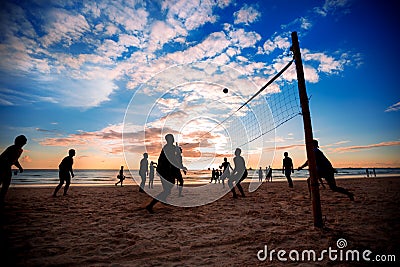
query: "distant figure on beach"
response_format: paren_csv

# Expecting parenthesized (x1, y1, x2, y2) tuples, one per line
(115, 166, 125, 187)
(366, 168, 369, 178)
(146, 134, 185, 213)
(265, 166, 272, 182)
(175, 143, 187, 197)
(139, 153, 148, 193)
(215, 167, 220, 183)
(0, 135, 27, 203)
(373, 168, 376, 177)
(149, 161, 157, 189)
(211, 168, 216, 183)
(53, 149, 75, 197)
(298, 140, 354, 201)
(282, 152, 294, 188)
(219, 157, 233, 189)
(228, 148, 247, 198)
(258, 167, 263, 182)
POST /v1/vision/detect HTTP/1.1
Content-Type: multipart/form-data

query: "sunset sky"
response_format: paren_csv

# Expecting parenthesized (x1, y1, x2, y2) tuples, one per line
(0, 0, 399, 170)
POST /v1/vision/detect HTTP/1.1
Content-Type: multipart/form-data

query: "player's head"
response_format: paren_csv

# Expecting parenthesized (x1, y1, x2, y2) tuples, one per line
(120, 166, 124, 169)
(14, 135, 27, 147)
(69, 149, 76, 157)
(235, 148, 241, 156)
(223, 157, 227, 162)
(284, 152, 288, 157)
(312, 139, 319, 148)
(143, 152, 148, 158)
(165, 134, 174, 144)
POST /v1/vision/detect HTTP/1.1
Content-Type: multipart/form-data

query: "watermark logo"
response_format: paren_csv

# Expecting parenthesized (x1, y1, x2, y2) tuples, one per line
(257, 238, 396, 263)
(336, 238, 347, 249)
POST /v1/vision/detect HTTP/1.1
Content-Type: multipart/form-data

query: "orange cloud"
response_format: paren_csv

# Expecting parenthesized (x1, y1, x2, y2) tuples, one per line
(20, 155, 32, 163)
(332, 141, 400, 153)
(263, 143, 305, 152)
(39, 124, 223, 161)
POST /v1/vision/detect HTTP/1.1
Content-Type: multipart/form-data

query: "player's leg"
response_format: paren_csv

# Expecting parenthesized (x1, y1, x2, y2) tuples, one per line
(53, 172, 65, 197)
(63, 175, 71, 196)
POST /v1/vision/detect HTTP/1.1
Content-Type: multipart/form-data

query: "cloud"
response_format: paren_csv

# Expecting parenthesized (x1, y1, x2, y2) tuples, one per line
(46, 77, 117, 108)
(162, 0, 221, 31)
(263, 34, 291, 55)
(264, 143, 305, 152)
(314, 0, 351, 17)
(323, 140, 351, 147)
(332, 141, 400, 153)
(98, 1, 149, 33)
(39, 121, 221, 161)
(385, 101, 400, 112)
(40, 124, 124, 148)
(233, 4, 261, 25)
(35, 128, 60, 134)
(0, 88, 59, 106)
(20, 155, 32, 163)
(299, 17, 312, 30)
(40, 8, 90, 48)
(323, 0, 350, 14)
(0, 97, 14, 106)
(228, 28, 261, 48)
(148, 20, 180, 52)
(302, 49, 347, 74)
(0, 0, 356, 111)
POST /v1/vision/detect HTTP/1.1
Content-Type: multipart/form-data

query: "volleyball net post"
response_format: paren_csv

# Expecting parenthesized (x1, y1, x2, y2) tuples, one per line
(291, 31, 323, 228)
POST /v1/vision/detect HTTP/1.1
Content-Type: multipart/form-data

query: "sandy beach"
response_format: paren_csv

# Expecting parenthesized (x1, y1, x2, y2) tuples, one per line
(1, 177, 399, 266)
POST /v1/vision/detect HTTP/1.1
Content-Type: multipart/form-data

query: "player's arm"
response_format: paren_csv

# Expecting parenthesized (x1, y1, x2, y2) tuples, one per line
(298, 160, 308, 170)
(69, 159, 74, 178)
(14, 160, 23, 173)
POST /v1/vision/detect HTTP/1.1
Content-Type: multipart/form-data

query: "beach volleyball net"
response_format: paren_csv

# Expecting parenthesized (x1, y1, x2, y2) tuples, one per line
(204, 58, 301, 150)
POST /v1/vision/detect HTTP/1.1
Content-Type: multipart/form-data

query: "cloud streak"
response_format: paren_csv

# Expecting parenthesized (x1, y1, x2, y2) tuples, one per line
(385, 101, 400, 112)
(332, 141, 400, 153)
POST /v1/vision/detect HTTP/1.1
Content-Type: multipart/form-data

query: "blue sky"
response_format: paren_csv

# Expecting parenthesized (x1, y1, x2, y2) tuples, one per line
(0, 0, 399, 169)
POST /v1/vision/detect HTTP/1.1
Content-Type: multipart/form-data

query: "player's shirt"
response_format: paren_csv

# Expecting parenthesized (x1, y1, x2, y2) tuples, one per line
(59, 156, 73, 173)
(0, 145, 23, 167)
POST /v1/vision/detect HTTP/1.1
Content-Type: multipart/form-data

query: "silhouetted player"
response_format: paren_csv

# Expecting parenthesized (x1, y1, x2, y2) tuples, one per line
(53, 149, 75, 197)
(115, 166, 125, 187)
(214, 167, 220, 183)
(228, 148, 247, 198)
(0, 135, 27, 203)
(210, 168, 216, 183)
(298, 140, 354, 200)
(219, 157, 233, 188)
(149, 161, 157, 189)
(265, 166, 272, 182)
(258, 167, 263, 182)
(146, 134, 184, 213)
(282, 152, 294, 188)
(139, 153, 148, 193)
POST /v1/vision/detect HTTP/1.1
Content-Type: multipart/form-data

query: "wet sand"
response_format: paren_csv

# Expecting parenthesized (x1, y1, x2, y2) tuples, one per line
(1, 177, 399, 266)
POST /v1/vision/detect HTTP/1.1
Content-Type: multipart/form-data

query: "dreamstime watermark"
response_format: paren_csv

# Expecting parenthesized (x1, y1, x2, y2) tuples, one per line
(257, 238, 396, 263)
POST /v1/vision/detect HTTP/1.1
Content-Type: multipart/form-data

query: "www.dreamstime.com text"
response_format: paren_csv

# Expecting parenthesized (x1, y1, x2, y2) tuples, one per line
(257, 238, 396, 263)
